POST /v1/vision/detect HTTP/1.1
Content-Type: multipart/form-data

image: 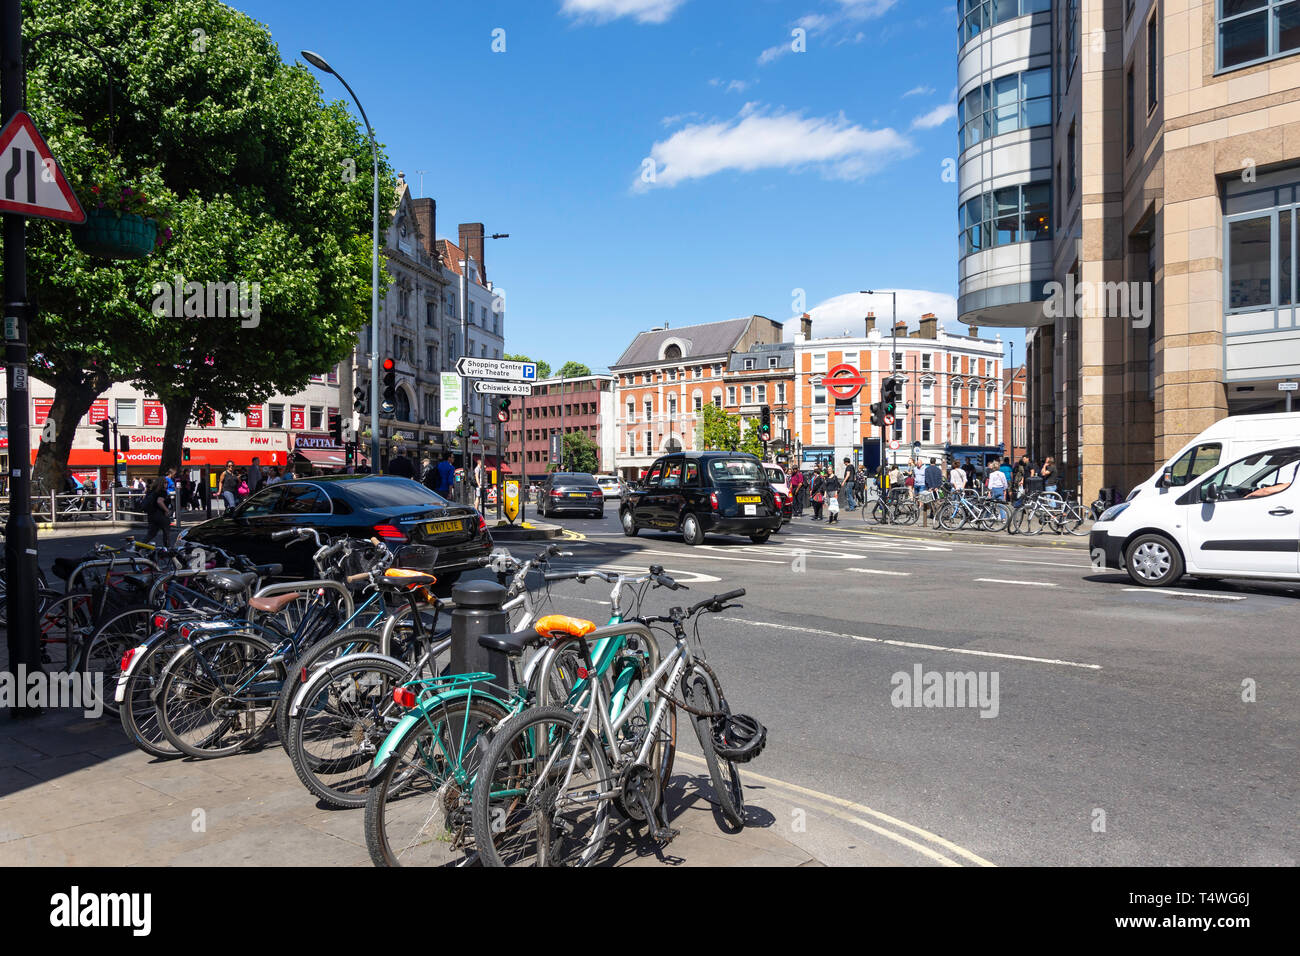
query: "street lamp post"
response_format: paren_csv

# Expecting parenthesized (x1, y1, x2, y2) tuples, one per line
(302, 50, 381, 469)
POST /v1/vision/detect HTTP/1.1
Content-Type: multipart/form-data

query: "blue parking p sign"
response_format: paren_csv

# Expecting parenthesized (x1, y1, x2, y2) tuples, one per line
(523, 365, 536, 380)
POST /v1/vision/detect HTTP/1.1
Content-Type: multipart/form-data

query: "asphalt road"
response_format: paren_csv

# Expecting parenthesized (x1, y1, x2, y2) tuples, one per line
(24, 507, 1300, 867)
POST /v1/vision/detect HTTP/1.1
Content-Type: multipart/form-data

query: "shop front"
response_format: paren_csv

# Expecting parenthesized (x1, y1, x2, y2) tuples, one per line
(293, 433, 347, 474)
(42, 427, 290, 488)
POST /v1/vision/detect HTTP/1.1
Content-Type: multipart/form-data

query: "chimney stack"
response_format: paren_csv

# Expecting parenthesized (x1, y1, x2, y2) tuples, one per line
(866, 312, 876, 335)
(919, 313, 937, 339)
(458, 222, 486, 283)
(411, 198, 437, 259)
(895, 320, 908, 338)
(800, 312, 813, 340)
(967, 324, 980, 338)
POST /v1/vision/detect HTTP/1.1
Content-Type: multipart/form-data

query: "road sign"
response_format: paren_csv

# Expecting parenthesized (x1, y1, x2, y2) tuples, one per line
(440, 373, 462, 431)
(455, 357, 536, 381)
(1280, 382, 1298, 391)
(824, 364, 866, 401)
(473, 380, 533, 396)
(0, 112, 86, 223)
(883, 414, 895, 426)
(888, 439, 900, 451)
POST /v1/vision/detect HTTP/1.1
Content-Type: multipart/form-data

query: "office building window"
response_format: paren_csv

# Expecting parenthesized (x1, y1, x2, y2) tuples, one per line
(694, 393, 703, 412)
(269, 404, 285, 428)
(921, 353, 932, 371)
(115, 399, 137, 426)
(310, 406, 323, 430)
(777, 383, 786, 403)
(1147, 9, 1159, 110)
(922, 418, 933, 442)
(742, 385, 753, 405)
(712, 390, 723, 408)
(960, 181, 1052, 253)
(811, 352, 827, 372)
(756, 385, 767, 404)
(727, 386, 737, 405)
(958, 67, 1051, 151)
(960, 0, 1051, 43)
(813, 384, 827, 405)
(1218, 0, 1300, 71)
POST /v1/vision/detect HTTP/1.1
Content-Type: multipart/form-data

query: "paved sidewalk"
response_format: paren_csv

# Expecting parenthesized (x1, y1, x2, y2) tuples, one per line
(0, 704, 819, 868)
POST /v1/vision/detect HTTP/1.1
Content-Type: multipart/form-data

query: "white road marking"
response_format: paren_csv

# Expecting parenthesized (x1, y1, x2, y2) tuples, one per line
(635, 549, 785, 565)
(999, 559, 1093, 570)
(846, 567, 911, 576)
(676, 753, 993, 867)
(723, 618, 1102, 670)
(1121, 588, 1247, 602)
(548, 563, 722, 584)
(973, 578, 1058, 587)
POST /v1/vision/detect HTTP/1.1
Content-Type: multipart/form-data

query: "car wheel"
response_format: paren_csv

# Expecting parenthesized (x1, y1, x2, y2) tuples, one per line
(595, 510, 604, 519)
(1125, 534, 1183, 587)
(681, 514, 704, 547)
(750, 530, 772, 544)
(621, 510, 639, 537)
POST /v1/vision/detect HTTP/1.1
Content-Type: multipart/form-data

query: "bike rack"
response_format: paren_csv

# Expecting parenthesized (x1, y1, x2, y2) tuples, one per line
(252, 579, 354, 620)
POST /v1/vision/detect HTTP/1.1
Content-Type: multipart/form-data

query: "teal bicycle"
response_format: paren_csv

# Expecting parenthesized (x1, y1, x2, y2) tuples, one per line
(362, 567, 676, 867)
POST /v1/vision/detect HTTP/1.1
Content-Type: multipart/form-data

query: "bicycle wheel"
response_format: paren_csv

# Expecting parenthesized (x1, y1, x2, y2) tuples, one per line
(977, 501, 1011, 533)
(935, 499, 963, 530)
(77, 606, 157, 718)
(157, 632, 280, 758)
(1062, 506, 1088, 536)
(896, 498, 920, 525)
(866, 500, 888, 524)
(274, 627, 383, 753)
(287, 654, 414, 808)
(471, 705, 613, 867)
(37, 593, 96, 670)
(118, 632, 187, 758)
(365, 697, 511, 866)
(684, 665, 745, 829)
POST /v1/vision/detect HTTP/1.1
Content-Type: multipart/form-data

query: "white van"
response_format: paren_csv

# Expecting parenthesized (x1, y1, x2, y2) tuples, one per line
(1091, 444, 1300, 586)
(1126, 412, 1300, 504)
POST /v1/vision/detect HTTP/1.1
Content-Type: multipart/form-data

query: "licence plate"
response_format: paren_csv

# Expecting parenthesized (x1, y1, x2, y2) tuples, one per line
(424, 519, 463, 535)
(567, 492, 587, 497)
(736, 496, 761, 503)
(743, 505, 757, 516)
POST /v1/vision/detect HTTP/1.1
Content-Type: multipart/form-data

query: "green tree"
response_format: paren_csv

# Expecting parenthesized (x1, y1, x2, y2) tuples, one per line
(20, 0, 394, 484)
(739, 420, 765, 458)
(556, 361, 591, 378)
(556, 431, 599, 473)
(504, 354, 550, 379)
(697, 404, 740, 451)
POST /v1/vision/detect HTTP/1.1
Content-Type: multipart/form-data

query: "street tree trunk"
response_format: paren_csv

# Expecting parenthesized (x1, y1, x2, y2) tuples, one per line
(31, 368, 110, 494)
(159, 394, 195, 476)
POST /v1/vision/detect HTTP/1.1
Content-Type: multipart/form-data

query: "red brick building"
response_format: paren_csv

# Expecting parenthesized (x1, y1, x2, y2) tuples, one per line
(500, 374, 615, 481)
(1001, 364, 1028, 463)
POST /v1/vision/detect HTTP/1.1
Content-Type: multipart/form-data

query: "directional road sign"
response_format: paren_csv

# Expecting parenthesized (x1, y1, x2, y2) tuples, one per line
(1280, 381, 1298, 391)
(0, 112, 86, 223)
(473, 380, 533, 396)
(455, 357, 536, 381)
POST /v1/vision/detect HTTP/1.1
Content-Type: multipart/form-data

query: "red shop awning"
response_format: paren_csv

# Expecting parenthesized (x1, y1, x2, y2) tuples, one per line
(294, 447, 347, 467)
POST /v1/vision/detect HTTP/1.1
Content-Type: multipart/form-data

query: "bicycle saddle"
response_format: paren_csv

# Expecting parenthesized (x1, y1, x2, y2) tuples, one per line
(533, 614, 597, 638)
(207, 571, 258, 593)
(377, 568, 437, 590)
(477, 630, 549, 656)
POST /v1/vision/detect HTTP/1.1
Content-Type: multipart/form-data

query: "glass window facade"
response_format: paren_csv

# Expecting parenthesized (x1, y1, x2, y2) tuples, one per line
(1218, 0, 1300, 71)
(1224, 167, 1300, 313)
(960, 181, 1052, 254)
(960, 0, 1050, 42)
(959, 68, 1051, 151)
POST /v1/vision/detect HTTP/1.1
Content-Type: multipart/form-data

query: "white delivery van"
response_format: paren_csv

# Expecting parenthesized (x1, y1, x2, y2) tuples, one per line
(1091, 444, 1300, 586)
(1124, 412, 1300, 504)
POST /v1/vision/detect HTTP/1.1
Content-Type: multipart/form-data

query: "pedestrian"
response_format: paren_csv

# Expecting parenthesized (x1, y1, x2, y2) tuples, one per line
(1041, 456, 1058, 494)
(950, 460, 968, 493)
(142, 472, 175, 548)
(810, 468, 825, 521)
(387, 453, 415, 478)
(824, 467, 842, 524)
(987, 457, 1008, 501)
(435, 451, 456, 498)
(922, 457, 944, 527)
(789, 468, 805, 517)
(911, 458, 925, 500)
(219, 460, 239, 510)
(841, 457, 857, 512)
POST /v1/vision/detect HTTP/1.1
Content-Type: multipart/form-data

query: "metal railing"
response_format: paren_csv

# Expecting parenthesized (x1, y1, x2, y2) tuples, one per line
(0, 488, 198, 527)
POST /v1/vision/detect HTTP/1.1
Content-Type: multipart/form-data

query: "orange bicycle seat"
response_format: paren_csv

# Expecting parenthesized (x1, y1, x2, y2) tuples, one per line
(533, 614, 597, 638)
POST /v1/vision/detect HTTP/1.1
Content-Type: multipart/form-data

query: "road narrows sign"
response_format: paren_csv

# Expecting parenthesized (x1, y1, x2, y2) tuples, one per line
(0, 112, 86, 223)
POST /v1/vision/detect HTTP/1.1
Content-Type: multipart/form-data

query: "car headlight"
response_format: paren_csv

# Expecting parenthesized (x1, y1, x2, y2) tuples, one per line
(1098, 502, 1130, 523)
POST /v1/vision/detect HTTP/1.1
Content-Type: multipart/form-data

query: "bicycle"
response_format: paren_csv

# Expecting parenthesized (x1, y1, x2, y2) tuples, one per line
(362, 564, 679, 866)
(863, 486, 919, 525)
(935, 488, 1011, 532)
(470, 583, 764, 867)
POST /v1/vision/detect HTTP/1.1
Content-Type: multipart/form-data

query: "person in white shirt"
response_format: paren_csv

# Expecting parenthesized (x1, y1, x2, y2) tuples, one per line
(950, 462, 968, 492)
(986, 458, 1008, 501)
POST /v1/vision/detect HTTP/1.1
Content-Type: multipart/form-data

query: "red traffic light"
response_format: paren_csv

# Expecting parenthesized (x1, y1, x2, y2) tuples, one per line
(382, 357, 395, 371)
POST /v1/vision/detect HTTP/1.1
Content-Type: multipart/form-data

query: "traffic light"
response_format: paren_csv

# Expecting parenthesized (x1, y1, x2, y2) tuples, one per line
(869, 402, 885, 429)
(183, 446, 191, 462)
(881, 376, 904, 416)
(345, 444, 355, 466)
(381, 358, 396, 414)
(759, 405, 771, 440)
(119, 435, 130, 453)
(96, 418, 111, 453)
(328, 412, 343, 445)
(497, 397, 511, 424)
(353, 386, 368, 415)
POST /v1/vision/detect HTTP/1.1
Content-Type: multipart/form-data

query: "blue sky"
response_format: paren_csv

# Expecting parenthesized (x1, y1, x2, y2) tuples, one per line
(238, 0, 1024, 370)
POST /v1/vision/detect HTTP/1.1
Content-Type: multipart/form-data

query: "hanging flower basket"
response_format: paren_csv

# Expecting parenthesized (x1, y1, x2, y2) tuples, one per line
(72, 210, 159, 260)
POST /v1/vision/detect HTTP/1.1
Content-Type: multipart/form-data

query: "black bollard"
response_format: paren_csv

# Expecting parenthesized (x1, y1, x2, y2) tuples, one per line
(450, 579, 510, 689)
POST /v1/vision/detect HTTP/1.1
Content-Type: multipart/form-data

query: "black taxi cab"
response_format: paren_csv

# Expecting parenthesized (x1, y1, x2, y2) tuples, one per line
(620, 451, 782, 545)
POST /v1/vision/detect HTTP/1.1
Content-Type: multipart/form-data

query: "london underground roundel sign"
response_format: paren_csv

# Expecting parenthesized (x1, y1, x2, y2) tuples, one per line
(824, 364, 866, 400)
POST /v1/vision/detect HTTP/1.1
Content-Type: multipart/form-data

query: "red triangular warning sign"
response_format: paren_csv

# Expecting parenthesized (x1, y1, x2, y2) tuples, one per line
(0, 111, 86, 223)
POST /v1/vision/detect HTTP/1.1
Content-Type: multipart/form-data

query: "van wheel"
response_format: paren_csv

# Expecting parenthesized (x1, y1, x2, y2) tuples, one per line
(621, 510, 639, 537)
(750, 530, 772, 544)
(682, 514, 704, 546)
(1125, 534, 1183, 587)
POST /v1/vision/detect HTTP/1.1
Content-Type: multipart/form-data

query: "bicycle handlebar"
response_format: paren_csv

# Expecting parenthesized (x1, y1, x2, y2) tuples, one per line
(689, 588, 744, 614)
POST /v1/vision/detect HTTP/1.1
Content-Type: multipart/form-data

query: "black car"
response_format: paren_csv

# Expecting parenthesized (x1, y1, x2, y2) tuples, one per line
(180, 475, 492, 584)
(620, 451, 781, 545)
(537, 472, 604, 518)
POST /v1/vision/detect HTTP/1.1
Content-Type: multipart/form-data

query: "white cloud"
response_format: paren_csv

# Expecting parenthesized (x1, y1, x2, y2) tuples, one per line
(560, 0, 687, 24)
(902, 84, 934, 98)
(836, 0, 900, 16)
(784, 290, 960, 340)
(635, 104, 912, 190)
(709, 77, 751, 94)
(759, 3, 896, 64)
(911, 101, 958, 129)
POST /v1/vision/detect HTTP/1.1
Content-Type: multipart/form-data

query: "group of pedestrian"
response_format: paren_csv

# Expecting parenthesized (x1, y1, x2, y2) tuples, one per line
(789, 457, 870, 523)
(420, 451, 459, 498)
